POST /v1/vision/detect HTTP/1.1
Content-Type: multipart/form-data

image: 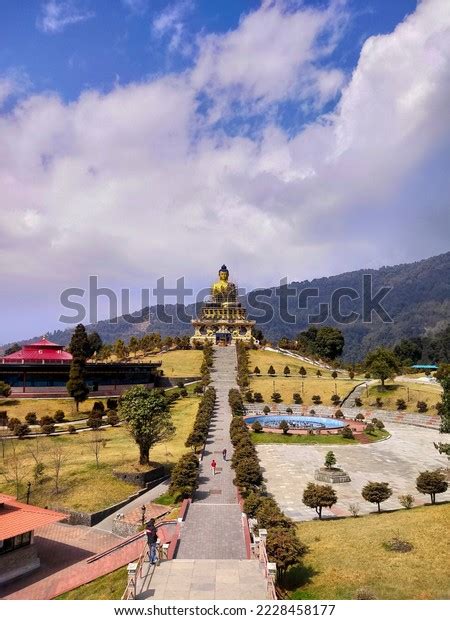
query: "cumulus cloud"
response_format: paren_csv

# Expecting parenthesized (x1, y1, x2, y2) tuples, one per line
(37, 0, 94, 33)
(2, 0, 450, 339)
(0, 69, 31, 108)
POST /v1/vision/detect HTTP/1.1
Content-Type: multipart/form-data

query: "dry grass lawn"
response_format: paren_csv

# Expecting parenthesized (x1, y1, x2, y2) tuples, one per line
(289, 504, 450, 600)
(360, 382, 443, 414)
(249, 350, 325, 375)
(0, 396, 199, 512)
(249, 376, 360, 406)
(0, 397, 109, 423)
(144, 349, 203, 377)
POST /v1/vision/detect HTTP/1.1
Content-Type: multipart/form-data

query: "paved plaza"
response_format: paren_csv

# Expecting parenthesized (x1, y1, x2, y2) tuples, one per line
(137, 559, 267, 600)
(257, 423, 450, 520)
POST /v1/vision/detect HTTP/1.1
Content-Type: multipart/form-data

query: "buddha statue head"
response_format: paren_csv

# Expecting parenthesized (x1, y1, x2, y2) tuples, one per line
(212, 264, 236, 302)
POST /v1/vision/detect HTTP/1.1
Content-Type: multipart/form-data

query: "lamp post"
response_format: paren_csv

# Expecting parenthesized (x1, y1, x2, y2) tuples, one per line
(26, 481, 31, 504)
(141, 505, 146, 526)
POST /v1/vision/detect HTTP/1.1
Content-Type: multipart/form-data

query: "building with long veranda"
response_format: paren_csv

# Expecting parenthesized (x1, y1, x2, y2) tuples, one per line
(191, 265, 255, 346)
(0, 337, 161, 397)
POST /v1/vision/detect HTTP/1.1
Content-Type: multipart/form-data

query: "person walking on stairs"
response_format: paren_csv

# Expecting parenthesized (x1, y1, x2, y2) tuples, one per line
(146, 518, 158, 565)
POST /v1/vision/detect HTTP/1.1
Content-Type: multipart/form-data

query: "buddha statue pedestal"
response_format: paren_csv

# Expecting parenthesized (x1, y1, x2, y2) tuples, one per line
(190, 265, 255, 346)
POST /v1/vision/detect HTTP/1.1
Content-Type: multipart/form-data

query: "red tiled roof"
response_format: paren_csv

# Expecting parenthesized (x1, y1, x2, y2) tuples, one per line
(0, 494, 66, 540)
(2, 338, 72, 362)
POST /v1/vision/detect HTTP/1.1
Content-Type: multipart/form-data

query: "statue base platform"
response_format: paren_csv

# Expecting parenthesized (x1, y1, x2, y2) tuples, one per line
(314, 467, 351, 483)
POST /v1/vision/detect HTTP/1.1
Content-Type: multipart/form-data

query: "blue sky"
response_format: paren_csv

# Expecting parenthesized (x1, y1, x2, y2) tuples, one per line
(1, 1, 416, 109)
(1, 0, 449, 343)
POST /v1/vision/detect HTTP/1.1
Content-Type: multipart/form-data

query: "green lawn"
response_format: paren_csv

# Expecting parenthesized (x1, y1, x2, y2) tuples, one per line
(0, 396, 200, 512)
(56, 567, 127, 600)
(250, 430, 388, 445)
(287, 504, 450, 600)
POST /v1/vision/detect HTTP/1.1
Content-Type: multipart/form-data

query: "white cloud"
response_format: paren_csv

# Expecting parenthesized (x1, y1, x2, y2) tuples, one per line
(1, 0, 450, 339)
(192, 0, 347, 116)
(0, 69, 31, 107)
(121, 0, 148, 15)
(37, 0, 94, 34)
(152, 1, 194, 53)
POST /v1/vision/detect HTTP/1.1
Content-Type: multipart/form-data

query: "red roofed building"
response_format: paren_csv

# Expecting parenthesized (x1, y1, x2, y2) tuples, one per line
(1, 337, 73, 364)
(0, 494, 65, 585)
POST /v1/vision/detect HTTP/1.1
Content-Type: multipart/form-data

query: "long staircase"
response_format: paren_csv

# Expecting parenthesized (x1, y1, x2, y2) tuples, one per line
(135, 345, 268, 599)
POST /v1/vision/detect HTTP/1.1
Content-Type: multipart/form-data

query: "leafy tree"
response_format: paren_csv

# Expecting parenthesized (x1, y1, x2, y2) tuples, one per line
(54, 410, 65, 423)
(396, 399, 407, 411)
(107, 410, 120, 426)
(185, 428, 206, 451)
(69, 324, 91, 361)
(341, 426, 354, 439)
(119, 387, 175, 465)
(364, 348, 401, 388)
(311, 394, 322, 404)
(233, 457, 263, 489)
(16, 423, 31, 439)
(251, 421, 263, 433)
(87, 410, 103, 430)
(271, 392, 282, 403)
(437, 372, 450, 433)
(25, 412, 37, 425)
(416, 470, 448, 504)
(169, 453, 199, 499)
(331, 394, 340, 405)
(266, 527, 308, 581)
(107, 397, 118, 410)
(66, 361, 89, 411)
(303, 482, 337, 519)
(87, 331, 103, 356)
(129, 336, 139, 358)
(361, 481, 392, 512)
(39, 415, 54, 426)
(315, 327, 345, 360)
(114, 339, 128, 360)
(279, 420, 289, 435)
(417, 401, 428, 413)
(331, 371, 338, 379)
(283, 365, 291, 376)
(41, 423, 55, 435)
(399, 494, 414, 509)
(0, 381, 12, 398)
(4, 343, 20, 355)
(268, 365, 276, 376)
(394, 338, 422, 365)
(324, 451, 336, 468)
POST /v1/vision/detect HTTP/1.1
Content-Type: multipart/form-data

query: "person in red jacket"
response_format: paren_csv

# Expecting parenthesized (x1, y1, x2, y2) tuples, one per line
(211, 459, 217, 476)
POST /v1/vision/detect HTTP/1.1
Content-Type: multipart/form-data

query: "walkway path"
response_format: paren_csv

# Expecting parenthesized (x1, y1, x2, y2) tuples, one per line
(135, 345, 268, 600)
(176, 345, 247, 560)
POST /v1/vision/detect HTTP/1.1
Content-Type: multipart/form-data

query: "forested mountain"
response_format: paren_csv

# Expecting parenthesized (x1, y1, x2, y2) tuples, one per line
(4, 252, 450, 362)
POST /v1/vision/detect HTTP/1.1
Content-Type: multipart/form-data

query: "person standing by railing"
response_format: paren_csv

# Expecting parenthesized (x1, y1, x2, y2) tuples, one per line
(146, 518, 158, 565)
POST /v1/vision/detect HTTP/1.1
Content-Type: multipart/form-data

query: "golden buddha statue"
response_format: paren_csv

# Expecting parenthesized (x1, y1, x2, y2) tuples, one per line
(211, 265, 237, 303)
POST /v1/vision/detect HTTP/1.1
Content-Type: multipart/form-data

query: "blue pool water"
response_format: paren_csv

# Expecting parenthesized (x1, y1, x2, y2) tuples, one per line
(245, 415, 345, 430)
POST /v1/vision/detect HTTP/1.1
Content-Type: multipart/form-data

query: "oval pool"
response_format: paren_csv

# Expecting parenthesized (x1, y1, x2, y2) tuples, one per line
(245, 415, 346, 430)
